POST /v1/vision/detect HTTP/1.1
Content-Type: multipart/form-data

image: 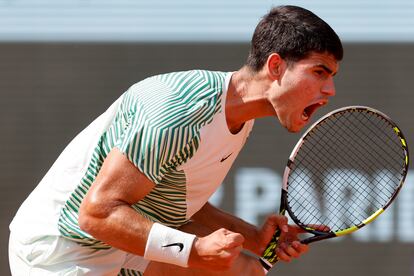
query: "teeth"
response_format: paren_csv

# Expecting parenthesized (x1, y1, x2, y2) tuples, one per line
(302, 111, 309, 121)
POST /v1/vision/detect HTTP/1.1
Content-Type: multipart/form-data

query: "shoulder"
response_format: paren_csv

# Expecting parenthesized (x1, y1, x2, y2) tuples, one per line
(154, 70, 227, 97)
(124, 70, 226, 101)
(124, 70, 229, 129)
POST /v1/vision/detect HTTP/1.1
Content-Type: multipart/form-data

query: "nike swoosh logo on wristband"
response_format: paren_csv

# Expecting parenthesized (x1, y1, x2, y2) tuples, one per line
(162, 242, 184, 252)
(220, 153, 233, 162)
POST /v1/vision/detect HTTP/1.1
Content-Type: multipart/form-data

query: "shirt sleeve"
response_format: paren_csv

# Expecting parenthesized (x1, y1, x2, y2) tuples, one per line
(115, 71, 222, 184)
(116, 110, 172, 185)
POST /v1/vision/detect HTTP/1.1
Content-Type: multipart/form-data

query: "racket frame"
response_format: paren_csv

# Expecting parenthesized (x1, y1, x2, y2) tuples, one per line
(260, 105, 409, 270)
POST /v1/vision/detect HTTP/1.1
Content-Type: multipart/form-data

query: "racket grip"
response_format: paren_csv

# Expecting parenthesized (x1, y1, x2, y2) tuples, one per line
(259, 228, 282, 272)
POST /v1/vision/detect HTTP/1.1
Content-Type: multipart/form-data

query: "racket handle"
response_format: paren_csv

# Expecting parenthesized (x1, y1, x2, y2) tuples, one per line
(259, 228, 282, 272)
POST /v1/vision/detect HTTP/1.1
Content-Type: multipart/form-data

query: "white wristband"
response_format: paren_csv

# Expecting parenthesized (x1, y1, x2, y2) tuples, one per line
(144, 223, 196, 267)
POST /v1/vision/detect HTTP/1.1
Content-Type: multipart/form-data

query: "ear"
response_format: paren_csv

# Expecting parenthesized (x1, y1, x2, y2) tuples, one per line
(266, 53, 284, 80)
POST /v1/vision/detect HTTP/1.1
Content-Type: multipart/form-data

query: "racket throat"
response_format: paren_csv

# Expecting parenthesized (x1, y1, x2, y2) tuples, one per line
(301, 232, 337, 244)
(279, 189, 288, 215)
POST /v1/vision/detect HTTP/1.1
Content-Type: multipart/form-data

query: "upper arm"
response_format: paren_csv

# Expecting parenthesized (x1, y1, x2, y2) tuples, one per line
(79, 147, 155, 223)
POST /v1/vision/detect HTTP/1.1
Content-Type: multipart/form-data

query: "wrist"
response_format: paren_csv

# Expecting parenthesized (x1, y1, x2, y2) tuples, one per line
(188, 236, 201, 268)
(244, 228, 262, 255)
(144, 223, 196, 267)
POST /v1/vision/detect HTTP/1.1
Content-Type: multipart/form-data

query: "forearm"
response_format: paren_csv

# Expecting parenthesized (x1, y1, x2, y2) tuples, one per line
(78, 147, 158, 256)
(79, 200, 153, 256)
(191, 203, 261, 255)
(77, 148, 244, 270)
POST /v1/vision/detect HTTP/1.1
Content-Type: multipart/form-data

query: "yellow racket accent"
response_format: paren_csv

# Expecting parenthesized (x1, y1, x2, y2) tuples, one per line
(336, 209, 384, 237)
(262, 241, 278, 263)
(304, 226, 316, 231)
(335, 226, 358, 236)
(401, 138, 407, 147)
(362, 208, 384, 224)
(393, 127, 400, 133)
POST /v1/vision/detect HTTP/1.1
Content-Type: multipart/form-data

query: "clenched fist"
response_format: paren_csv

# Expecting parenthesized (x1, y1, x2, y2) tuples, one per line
(188, 228, 245, 271)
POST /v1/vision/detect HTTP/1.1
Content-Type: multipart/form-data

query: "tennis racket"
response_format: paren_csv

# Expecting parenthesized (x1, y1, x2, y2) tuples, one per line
(259, 106, 409, 272)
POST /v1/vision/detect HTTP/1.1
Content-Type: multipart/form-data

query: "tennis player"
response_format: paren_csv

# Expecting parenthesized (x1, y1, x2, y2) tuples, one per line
(9, 5, 342, 275)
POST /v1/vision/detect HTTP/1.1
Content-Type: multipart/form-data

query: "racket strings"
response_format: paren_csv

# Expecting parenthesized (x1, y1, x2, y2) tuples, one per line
(331, 113, 401, 168)
(301, 131, 388, 201)
(290, 159, 356, 226)
(315, 114, 400, 177)
(346, 114, 404, 171)
(340, 113, 405, 188)
(287, 110, 406, 232)
(309, 113, 403, 184)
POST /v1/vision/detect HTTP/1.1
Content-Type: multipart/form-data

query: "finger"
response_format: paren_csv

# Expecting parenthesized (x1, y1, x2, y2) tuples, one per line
(276, 247, 292, 262)
(221, 245, 243, 259)
(219, 228, 244, 243)
(281, 242, 303, 258)
(265, 215, 289, 233)
(278, 241, 288, 252)
(228, 245, 243, 255)
(295, 224, 330, 233)
(288, 224, 308, 234)
(224, 233, 245, 248)
(307, 224, 331, 232)
(277, 241, 308, 260)
(292, 241, 309, 254)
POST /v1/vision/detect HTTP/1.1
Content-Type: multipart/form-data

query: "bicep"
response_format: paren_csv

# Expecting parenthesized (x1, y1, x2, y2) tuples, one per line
(80, 147, 155, 219)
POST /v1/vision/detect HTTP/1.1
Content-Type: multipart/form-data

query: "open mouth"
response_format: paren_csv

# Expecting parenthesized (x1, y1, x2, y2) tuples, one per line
(302, 101, 327, 121)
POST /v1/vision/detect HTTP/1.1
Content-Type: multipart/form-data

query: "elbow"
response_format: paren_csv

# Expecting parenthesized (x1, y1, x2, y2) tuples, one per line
(78, 197, 108, 236)
(78, 211, 92, 234)
(78, 202, 96, 235)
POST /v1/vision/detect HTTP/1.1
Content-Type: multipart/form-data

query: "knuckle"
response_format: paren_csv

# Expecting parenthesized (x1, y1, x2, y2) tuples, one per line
(279, 242, 287, 250)
(218, 228, 226, 233)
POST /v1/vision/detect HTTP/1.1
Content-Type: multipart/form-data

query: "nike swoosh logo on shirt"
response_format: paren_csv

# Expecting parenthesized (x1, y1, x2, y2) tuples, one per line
(162, 242, 184, 252)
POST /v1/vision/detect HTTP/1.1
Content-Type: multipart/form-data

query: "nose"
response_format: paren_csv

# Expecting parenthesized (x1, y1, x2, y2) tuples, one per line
(321, 78, 336, 96)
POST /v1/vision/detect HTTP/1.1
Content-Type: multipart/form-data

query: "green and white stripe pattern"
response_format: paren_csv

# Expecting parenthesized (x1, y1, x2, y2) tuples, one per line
(58, 70, 226, 249)
(118, 268, 143, 276)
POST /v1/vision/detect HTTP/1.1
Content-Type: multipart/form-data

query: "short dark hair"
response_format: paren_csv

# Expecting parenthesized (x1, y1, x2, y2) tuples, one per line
(246, 5, 343, 71)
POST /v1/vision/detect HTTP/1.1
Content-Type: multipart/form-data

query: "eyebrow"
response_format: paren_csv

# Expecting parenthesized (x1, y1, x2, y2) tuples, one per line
(315, 64, 337, 76)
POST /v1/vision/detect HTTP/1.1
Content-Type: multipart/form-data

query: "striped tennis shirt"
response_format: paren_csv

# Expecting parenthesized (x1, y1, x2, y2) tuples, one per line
(10, 70, 254, 250)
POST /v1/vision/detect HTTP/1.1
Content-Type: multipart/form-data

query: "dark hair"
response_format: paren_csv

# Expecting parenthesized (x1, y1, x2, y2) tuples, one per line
(246, 5, 343, 71)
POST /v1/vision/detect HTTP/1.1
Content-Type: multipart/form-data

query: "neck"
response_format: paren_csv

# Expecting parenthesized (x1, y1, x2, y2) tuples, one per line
(225, 66, 274, 133)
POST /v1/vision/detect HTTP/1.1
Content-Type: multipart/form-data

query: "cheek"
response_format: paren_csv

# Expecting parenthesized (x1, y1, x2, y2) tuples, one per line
(284, 72, 310, 94)
(296, 80, 317, 100)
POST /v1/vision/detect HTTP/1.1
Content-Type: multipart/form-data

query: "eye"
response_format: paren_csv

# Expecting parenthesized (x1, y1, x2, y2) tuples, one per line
(314, 69, 329, 79)
(314, 70, 324, 76)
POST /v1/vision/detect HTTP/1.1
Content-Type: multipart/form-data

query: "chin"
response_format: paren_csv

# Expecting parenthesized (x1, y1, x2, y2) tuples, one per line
(278, 115, 304, 133)
(285, 122, 302, 133)
(287, 120, 307, 133)
(287, 126, 301, 133)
